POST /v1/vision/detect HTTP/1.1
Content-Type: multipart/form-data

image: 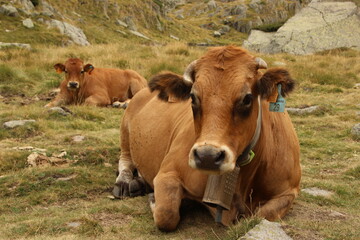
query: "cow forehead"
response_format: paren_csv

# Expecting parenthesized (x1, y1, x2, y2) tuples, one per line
(194, 47, 257, 98)
(65, 58, 84, 70)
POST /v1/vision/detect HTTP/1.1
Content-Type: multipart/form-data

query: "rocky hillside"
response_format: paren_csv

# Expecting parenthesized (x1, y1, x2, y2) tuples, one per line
(0, 0, 312, 47)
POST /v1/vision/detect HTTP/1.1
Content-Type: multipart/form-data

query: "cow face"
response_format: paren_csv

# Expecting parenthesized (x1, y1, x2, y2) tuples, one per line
(149, 46, 295, 174)
(54, 58, 94, 91)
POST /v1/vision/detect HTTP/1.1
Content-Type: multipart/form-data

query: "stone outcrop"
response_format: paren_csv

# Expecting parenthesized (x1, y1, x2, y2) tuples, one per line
(48, 20, 90, 46)
(243, 1, 360, 55)
(0, 4, 19, 17)
(17, 0, 35, 15)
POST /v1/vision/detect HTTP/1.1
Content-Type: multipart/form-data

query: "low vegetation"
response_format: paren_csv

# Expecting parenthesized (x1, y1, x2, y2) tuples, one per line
(0, 41, 359, 239)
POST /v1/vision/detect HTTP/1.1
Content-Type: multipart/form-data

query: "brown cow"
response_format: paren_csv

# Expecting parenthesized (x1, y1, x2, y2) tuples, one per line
(45, 58, 147, 107)
(113, 46, 301, 231)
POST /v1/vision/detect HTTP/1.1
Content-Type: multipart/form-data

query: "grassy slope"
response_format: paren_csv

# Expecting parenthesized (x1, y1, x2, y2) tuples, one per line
(0, 42, 359, 239)
(0, 0, 360, 239)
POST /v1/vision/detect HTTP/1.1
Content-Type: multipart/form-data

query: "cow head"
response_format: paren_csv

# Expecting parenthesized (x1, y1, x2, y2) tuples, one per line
(149, 46, 295, 174)
(54, 58, 94, 91)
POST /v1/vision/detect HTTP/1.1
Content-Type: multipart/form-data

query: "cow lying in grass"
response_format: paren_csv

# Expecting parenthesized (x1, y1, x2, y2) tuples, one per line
(113, 46, 301, 231)
(45, 58, 147, 107)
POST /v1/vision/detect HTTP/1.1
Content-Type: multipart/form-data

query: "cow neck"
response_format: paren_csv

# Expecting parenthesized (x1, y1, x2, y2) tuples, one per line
(236, 95, 262, 166)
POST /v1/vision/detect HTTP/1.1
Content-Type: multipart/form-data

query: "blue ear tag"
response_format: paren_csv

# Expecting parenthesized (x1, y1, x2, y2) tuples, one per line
(269, 84, 286, 112)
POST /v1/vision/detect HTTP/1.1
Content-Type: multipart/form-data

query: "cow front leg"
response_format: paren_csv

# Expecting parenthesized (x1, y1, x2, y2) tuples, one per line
(255, 192, 296, 221)
(84, 94, 110, 106)
(113, 150, 135, 198)
(151, 173, 183, 231)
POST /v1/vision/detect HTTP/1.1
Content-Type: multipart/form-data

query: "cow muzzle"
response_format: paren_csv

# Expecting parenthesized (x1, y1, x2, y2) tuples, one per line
(67, 81, 79, 90)
(189, 144, 235, 173)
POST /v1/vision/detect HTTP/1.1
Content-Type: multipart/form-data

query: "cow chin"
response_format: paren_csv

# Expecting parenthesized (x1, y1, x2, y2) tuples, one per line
(188, 143, 236, 174)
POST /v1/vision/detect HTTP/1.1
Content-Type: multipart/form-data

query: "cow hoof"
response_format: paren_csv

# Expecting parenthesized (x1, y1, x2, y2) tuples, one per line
(129, 178, 146, 197)
(112, 182, 130, 199)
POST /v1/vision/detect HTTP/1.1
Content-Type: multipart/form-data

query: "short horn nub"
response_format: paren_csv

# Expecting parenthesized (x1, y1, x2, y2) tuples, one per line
(255, 57, 267, 69)
(183, 60, 197, 83)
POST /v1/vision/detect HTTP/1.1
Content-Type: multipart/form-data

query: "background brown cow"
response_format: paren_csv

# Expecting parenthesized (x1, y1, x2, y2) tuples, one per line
(45, 58, 147, 107)
(114, 46, 301, 231)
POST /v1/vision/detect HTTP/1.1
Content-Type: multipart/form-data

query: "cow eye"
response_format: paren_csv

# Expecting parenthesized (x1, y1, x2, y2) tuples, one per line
(190, 92, 201, 116)
(64, 70, 68, 73)
(190, 93, 196, 104)
(81, 70, 84, 74)
(243, 94, 253, 106)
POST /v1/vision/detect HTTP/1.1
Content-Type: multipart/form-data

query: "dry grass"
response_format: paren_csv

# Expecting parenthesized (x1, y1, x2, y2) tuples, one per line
(0, 42, 360, 239)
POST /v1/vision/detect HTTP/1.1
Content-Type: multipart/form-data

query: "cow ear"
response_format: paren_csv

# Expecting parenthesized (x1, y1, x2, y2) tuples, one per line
(148, 72, 193, 102)
(84, 64, 94, 74)
(257, 68, 295, 100)
(54, 63, 65, 74)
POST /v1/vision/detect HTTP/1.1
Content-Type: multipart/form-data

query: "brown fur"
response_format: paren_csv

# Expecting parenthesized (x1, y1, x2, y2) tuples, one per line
(45, 58, 147, 107)
(115, 46, 301, 231)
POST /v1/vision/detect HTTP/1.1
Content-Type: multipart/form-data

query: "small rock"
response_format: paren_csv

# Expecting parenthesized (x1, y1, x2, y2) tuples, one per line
(170, 35, 180, 41)
(107, 195, 116, 200)
(286, 106, 321, 115)
(240, 219, 292, 240)
(124, 16, 137, 31)
(115, 30, 127, 35)
(219, 25, 231, 34)
(104, 163, 112, 167)
(48, 107, 71, 116)
(22, 18, 34, 28)
(17, 146, 34, 151)
(175, 14, 185, 20)
(354, 83, 360, 89)
(56, 151, 67, 158)
(301, 187, 334, 198)
(329, 210, 346, 219)
(3, 119, 36, 129)
(115, 19, 128, 28)
(350, 123, 360, 140)
(27, 153, 50, 167)
(67, 222, 81, 228)
(213, 31, 221, 37)
(56, 174, 77, 181)
(129, 30, 150, 40)
(207, 0, 217, 10)
(72, 135, 85, 142)
(273, 61, 286, 67)
(0, 42, 32, 50)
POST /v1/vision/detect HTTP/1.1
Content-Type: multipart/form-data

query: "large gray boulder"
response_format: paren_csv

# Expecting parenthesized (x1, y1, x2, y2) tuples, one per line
(244, 1, 360, 55)
(0, 4, 19, 17)
(48, 20, 90, 46)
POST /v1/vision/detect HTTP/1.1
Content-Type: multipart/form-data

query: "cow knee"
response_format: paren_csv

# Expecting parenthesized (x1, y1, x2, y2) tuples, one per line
(153, 206, 180, 232)
(256, 194, 294, 221)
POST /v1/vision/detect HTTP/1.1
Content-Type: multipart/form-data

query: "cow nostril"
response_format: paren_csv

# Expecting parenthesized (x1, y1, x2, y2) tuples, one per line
(193, 149, 201, 165)
(69, 82, 78, 87)
(192, 147, 226, 170)
(214, 150, 225, 165)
